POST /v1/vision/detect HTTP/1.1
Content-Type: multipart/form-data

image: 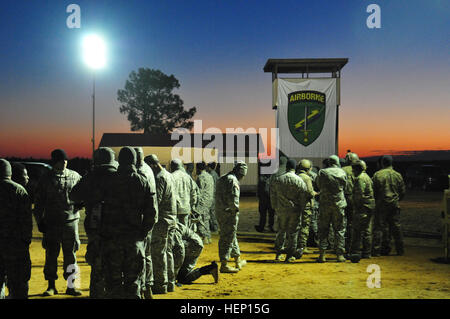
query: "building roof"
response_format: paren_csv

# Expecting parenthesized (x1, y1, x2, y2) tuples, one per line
(263, 58, 348, 75)
(99, 133, 265, 157)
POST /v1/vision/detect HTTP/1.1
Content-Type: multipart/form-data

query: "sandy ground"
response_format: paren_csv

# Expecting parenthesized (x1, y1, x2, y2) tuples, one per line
(24, 191, 450, 299)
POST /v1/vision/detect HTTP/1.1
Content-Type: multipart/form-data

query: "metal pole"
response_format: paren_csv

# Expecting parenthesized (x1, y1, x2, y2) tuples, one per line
(92, 71, 96, 159)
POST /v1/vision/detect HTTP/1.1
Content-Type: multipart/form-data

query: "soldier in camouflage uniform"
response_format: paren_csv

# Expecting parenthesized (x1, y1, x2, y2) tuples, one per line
(269, 156, 288, 253)
(342, 152, 359, 255)
(295, 159, 318, 258)
(69, 147, 117, 298)
(216, 161, 248, 273)
(100, 147, 158, 299)
(172, 222, 219, 285)
(134, 147, 158, 299)
(170, 159, 198, 226)
(255, 172, 275, 233)
(349, 160, 375, 259)
(194, 162, 215, 244)
(145, 154, 177, 294)
(0, 159, 32, 299)
(271, 159, 309, 262)
(316, 155, 348, 263)
(34, 149, 83, 296)
(206, 162, 219, 232)
(372, 155, 406, 256)
(307, 166, 320, 247)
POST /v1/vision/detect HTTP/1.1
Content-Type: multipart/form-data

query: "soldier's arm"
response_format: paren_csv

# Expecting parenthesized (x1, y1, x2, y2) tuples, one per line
(156, 176, 166, 206)
(142, 180, 158, 235)
(228, 178, 240, 213)
(69, 174, 90, 203)
(32, 175, 47, 226)
(397, 173, 406, 201)
(191, 177, 199, 207)
(269, 181, 278, 211)
(18, 187, 33, 244)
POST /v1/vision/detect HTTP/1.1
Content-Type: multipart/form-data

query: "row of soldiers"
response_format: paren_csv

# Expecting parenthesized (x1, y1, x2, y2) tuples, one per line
(257, 152, 406, 263)
(0, 146, 241, 299)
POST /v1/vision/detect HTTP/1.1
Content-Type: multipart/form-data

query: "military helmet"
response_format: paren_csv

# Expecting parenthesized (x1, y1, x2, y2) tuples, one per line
(0, 159, 12, 178)
(345, 152, 359, 165)
(351, 159, 367, 171)
(94, 147, 115, 166)
(299, 159, 312, 171)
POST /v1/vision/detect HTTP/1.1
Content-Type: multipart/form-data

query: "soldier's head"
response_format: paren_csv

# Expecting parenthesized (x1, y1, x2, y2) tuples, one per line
(328, 155, 340, 168)
(196, 161, 206, 172)
(185, 163, 194, 174)
(298, 159, 312, 172)
(286, 159, 297, 172)
(381, 155, 393, 168)
(351, 160, 366, 177)
(118, 147, 136, 167)
(145, 154, 161, 172)
(0, 159, 12, 180)
(11, 162, 29, 187)
(207, 162, 217, 172)
(233, 161, 248, 181)
(134, 147, 145, 167)
(170, 158, 183, 172)
(51, 149, 68, 171)
(94, 147, 116, 167)
(345, 152, 359, 166)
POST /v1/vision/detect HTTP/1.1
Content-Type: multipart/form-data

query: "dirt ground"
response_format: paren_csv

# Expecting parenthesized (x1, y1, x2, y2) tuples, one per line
(26, 190, 450, 299)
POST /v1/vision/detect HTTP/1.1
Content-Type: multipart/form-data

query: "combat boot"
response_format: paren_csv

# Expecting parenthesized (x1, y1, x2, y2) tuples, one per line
(275, 254, 283, 261)
(234, 256, 247, 270)
(210, 261, 219, 283)
(317, 251, 326, 263)
(43, 280, 58, 297)
(336, 254, 346, 262)
(293, 248, 304, 259)
(66, 287, 82, 296)
(220, 260, 239, 273)
(285, 256, 296, 263)
(143, 286, 154, 299)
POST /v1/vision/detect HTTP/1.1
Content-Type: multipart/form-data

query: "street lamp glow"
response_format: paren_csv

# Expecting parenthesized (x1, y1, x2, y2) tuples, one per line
(82, 34, 106, 69)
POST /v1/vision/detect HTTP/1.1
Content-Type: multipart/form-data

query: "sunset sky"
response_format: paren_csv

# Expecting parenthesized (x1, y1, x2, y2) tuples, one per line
(1, 0, 449, 159)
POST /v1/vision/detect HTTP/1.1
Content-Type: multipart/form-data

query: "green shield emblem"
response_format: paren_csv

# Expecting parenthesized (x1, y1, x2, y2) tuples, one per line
(287, 90, 326, 146)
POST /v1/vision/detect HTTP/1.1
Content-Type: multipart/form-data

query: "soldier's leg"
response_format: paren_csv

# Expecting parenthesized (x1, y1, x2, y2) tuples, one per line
(268, 205, 275, 231)
(297, 208, 312, 250)
(318, 206, 332, 253)
(372, 207, 382, 255)
(361, 210, 374, 257)
(274, 211, 288, 255)
(331, 207, 346, 257)
(209, 203, 219, 233)
(378, 206, 392, 254)
(178, 214, 189, 226)
(140, 231, 153, 298)
(62, 221, 81, 293)
(4, 243, 31, 299)
(257, 196, 268, 229)
(285, 212, 301, 260)
(178, 262, 218, 284)
(344, 201, 354, 254)
(86, 235, 105, 298)
(177, 237, 204, 283)
(389, 207, 404, 255)
(229, 213, 241, 260)
(123, 239, 145, 299)
(350, 210, 363, 255)
(102, 239, 125, 299)
(172, 231, 185, 279)
(166, 226, 176, 292)
(43, 226, 62, 282)
(150, 222, 169, 294)
(0, 251, 5, 299)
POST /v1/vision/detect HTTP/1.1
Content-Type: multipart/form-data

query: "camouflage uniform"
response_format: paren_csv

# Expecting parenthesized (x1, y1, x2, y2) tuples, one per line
(271, 170, 308, 259)
(135, 156, 158, 297)
(216, 165, 246, 264)
(69, 148, 117, 298)
(256, 174, 275, 232)
(34, 167, 82, 282)
(342, 165, 355, 253)
(351, 170, 375, 256)
(195, 170, 214, 241)
(316, 159, 348, 256)
(100, 150, 157, 299)
(372, 165, 406, 255)
(297, 169, 317, 251)
(307, 169, 320, 246)
(151, 168, 177, 294)
(207, 168, 220, 232)
(171, 161, 198, 226)
(0, 159, 32, 299)
(269, 159, 287, 253)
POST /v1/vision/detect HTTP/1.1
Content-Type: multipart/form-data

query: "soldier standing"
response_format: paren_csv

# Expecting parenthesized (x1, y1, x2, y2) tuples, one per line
(170, 159, 198, 226)
(342, 152, 359, 255)
(34, 149, 82, 296)
(372, 155, 406, 256)
(134, 147, 158, 299)
(145, 154, 177, 294)
(295, 159, 318, 258)
(194, 162, 214, 244)
(69, 147, 117, 298)
(269, 156, 288, 254)
(100, 147, 157, 298)
(255, 172, 275, 233)
(316, 155, 348, 263)
(350, 160, 375, 259)
(0, 159, 32, 299)
(172, 221, 219, 285)
(216, 161, 248, 273)
(206, 162, 219, 232)
(271, 159, 309, 262)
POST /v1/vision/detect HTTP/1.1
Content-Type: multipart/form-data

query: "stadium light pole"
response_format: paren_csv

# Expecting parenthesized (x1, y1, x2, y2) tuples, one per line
(82, 34, 106, 159)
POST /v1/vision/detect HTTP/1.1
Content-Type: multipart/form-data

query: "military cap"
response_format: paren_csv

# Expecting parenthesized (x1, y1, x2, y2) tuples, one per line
(51, 149, 68, 164)
(299, 159, 312, 170)
(0, 159, 12, 178)
(329, 155, 340, 167)
(144, 154, 160, 165)
(118, 147, 136, 165)
(94, 147, 116, 166)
